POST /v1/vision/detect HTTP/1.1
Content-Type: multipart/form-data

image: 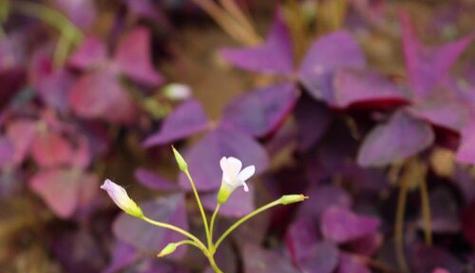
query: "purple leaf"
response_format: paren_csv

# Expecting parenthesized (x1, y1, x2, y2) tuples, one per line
(29, 168, 99, 218)
(299, 31, 366, 101)
(202, 186, 254, 217)
(357, 110, 434, 167)
(417, 187, 460, 233)
(179, 126, 269, 191)
(134, 168, 178, 191)
(113, 194, 188, 256)
(0, 136, 14, 168)
(6, 119, 38, 166)
(294, 96, 332, 151)
(68, 69, 136, 124)
(30, 51, 74, 112)
(408, 97, 469, 132)
(346, 233, 383, 256)
(285, 218, 319, 265)
(400, 11, 473, 98)
(31, 130, 74, 168)
(143, 100, 208, 147)
(243, 244, 299, 273)
(114, 27, 163, 86)
(432, 269, 450, 273)
(332, 68, 408, 108)
(408, 244, 465, 273)
(54, 0, 96, 29)
(297, 240, 340, 273)
(337, 253, 371, 273)
(320, 207, 380, 243)
(220, 12, 293, 75)
(456, 121, 475, 164)
(102, 241, 140, 273)
(296, 185, 352, 221)
(221, 83, 298, 137)
(126, 0, 170, 27)
(69, 37, 107, 69)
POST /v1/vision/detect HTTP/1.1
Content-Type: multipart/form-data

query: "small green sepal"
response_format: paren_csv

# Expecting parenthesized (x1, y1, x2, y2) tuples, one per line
(157, 242, 178, 258)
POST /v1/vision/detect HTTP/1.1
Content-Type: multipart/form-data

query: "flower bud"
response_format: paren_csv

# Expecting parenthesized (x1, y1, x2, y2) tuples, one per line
(172, 146, 188, 172)
(157, 242, 178, 258)
(279, 194, 309, 205)
(100, 179, 144, 218)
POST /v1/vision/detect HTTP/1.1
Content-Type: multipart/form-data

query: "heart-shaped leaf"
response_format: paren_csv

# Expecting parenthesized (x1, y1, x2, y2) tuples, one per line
(69, 36, 107, 70)
(134, 168, 178, 191)
(400, 11, 473, 98)
(143, 99, 208, 147)
(68, 69, 136, 124)
(243, 244, 299, 273)
(357, 111, 434, 167)
(30, 168, 99, 218)
(220, 12, 293, 75)
(221, 83, 298, 137)
(320, 207, 380, 243)
(299, 31, 366, 102)
(31, 130, 74, 168)
(114, 27, 163, 86)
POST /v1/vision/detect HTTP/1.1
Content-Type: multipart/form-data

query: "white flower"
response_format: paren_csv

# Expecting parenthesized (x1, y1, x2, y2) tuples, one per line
(217, 156, 255, 204)
(100, 179, 143, 217)
(162, 83, 192, 101)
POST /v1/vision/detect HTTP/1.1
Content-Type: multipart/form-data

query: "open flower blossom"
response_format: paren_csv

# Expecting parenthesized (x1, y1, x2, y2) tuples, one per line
(100, 179, 143, 217)
(217, 156, 255, 204)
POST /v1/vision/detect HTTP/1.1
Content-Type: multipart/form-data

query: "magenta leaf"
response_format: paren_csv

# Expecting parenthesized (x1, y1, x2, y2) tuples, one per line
(332, 68, 408, 108)
(202, 186, 254, 217)
(285, 218, 319, 265)
(408, 244, 465, 273)
(296, 240, 339, 273)
(220, 12, 293, 75)
(408, 96, 469, 132)
(0, 136, 14, 168)
(134, 168, 178, 191)
(296, 185, 352, 221)
(178, 126, 269, 191)
(143, 99, 208, 147)
(357, 110, 434, 167)
(113, 194, 188, 257)
(31, 131, 74, 168)
(54, 0, 96, 29)
(68, 69, 136, 124)
(6, 119, 38, 166)
(337, 253, 371, 273)
(455, 121, 475, 164)
(299, 31, 366, 101)
(400, 11, 473, 98)
(114, 27, 163, 86)
(69, 36, 107, 70)
(221, 83, 298, 137)
(30, 50, 74, 112)
(346, 233, 383, 256)
(29, 168, 99, 218)
(320, 207, 380, 243)
(102, 241, 140, 273)
(432, 269, 450, 273)
(243, 244, 299, 273)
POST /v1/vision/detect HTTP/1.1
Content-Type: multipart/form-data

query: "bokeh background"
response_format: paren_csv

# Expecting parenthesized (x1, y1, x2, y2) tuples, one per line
(1, 0, 475, 273)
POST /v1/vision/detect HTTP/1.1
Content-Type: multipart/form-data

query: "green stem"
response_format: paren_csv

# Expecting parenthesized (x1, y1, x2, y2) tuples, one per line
(214, 199, 281, 250)
(184, 171, 212, 249)
(11, 0, 82, 66)
(142, 216, 208, 253)
(208, 254, 225, 273)
(209, 203, 221, 246)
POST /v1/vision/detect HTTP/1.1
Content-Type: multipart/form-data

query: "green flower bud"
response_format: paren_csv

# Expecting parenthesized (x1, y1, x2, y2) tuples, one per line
(172, 146, 188, 172)
(279, 194, 309, 205)
(157, 242, 178, 258)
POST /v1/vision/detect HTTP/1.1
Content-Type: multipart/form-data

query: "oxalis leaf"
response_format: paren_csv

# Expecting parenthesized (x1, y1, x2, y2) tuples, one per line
(357, 110, 435, 167)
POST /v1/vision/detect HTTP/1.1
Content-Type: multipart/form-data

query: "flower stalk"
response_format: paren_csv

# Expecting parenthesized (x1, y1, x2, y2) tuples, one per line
(101, 148, 308, 273)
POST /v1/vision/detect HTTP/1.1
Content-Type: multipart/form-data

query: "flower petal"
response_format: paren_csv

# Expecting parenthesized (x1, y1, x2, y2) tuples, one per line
(242, 181, 249, 192)
(223, 157, 242, 179)
(238, 165, 255, 182)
